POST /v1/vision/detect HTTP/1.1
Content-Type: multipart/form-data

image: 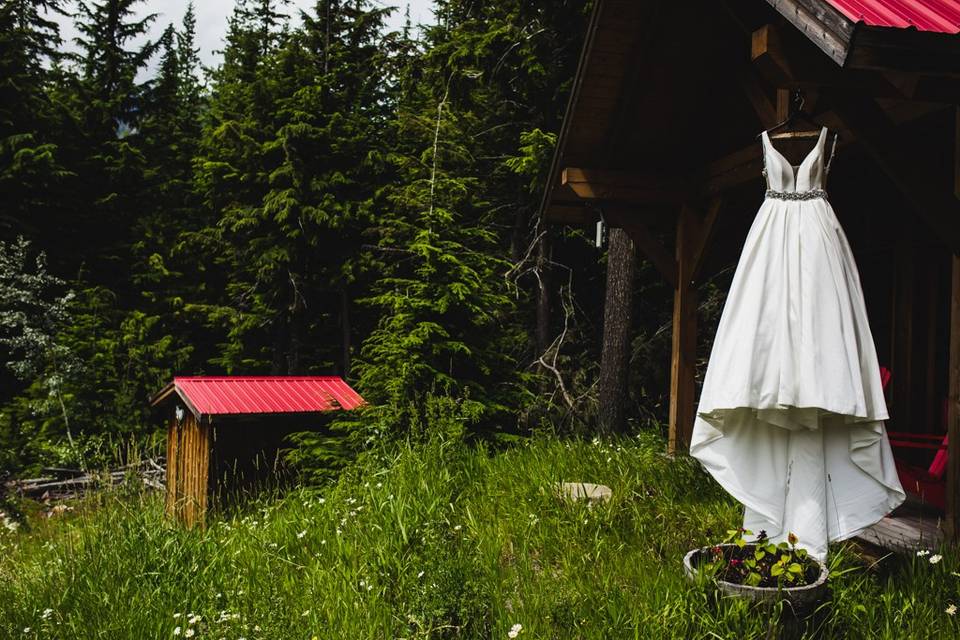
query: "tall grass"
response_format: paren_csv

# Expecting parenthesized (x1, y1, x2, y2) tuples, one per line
(1, 432, 958, 639)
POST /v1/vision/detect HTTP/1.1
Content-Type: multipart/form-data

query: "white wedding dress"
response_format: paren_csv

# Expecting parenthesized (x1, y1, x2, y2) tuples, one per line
(690, 127, 905, 560)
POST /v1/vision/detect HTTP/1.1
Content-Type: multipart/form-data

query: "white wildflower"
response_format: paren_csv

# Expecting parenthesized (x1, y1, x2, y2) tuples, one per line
(321, 539, 326, 545)
(302, 610, 311, 617)
(454, 525, 462, 531)
(187, 614, 200, 625)
(947, 604, 957, 616)
(173, 627, 181, 636)
(917, 549, 931, 556)
(297, 530, 307, 539)
(318, 498, 326, 504)
(173, 613, 181, 619)
(184, 629, 195, 638)
(508, 623, 523, 638)
(41, 608, 53, 620)
(417, 570, 425, 578)
(930, 554, 944, 564)
(23, 628, 30, 634)
(376, 482, 382, 489)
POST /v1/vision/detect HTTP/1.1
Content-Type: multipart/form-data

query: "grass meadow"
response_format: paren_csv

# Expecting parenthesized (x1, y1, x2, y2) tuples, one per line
(1, 432, 958, 639)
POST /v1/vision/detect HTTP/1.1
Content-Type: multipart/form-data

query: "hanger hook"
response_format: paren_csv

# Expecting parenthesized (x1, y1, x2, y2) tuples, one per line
(791, 89, 806, 115)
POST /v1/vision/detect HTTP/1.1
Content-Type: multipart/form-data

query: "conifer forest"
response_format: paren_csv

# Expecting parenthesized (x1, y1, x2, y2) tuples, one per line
(1, 0, 683, 476)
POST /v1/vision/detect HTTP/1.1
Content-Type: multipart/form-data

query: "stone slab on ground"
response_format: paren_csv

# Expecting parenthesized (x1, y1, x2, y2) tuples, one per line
(557, 482, 612, 503)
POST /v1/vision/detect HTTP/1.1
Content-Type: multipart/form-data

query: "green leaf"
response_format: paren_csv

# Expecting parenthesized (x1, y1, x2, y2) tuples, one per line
(789, 563, 803, 574)
(770, 564, 784, 577)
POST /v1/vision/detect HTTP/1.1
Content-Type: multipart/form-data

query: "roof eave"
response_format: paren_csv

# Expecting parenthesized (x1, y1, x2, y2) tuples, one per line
(535, 0, 606, 227)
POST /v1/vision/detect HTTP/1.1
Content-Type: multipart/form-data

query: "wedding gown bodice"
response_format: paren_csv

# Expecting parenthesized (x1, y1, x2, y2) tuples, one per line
(761, 126, 828, 194)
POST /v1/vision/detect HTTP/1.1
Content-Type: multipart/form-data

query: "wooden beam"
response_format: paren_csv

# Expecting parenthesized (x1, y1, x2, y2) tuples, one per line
(947, 256, 960, 542)
(828, 91, 960, 253)
(562, 167, 687, 205)
(690, 198, 723, 283)
(736, 65, 778, 129)
(848, 26, 960, 78)
(668, 206, 700, 455)
(762, 0, 854, 66)
(622, 222, 677, 288)
(750, 24, 935, 100)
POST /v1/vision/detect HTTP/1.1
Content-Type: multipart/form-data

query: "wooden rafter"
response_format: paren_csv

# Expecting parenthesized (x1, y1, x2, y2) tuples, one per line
(690, 198, 723, 284)
(763, 0, 853, 65)
(736, 65, 779, 129)
(562, 168, 687, 205)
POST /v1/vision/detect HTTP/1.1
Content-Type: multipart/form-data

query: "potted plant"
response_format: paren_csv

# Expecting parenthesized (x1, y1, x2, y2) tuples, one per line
(684, 529, 829, 608)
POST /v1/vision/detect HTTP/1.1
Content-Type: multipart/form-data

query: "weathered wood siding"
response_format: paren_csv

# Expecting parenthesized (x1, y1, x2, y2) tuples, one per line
(165, 412, 211, 528)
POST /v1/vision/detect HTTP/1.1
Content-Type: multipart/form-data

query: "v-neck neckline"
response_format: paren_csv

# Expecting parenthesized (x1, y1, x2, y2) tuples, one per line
(763, 127, 826, 186)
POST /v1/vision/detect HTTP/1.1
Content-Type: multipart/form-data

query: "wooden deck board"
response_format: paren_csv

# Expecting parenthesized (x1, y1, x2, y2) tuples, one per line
(857, 514, 944, 552)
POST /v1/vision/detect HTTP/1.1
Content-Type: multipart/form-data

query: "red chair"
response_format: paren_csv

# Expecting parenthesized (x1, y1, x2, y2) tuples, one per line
(882, 367, 949, 510)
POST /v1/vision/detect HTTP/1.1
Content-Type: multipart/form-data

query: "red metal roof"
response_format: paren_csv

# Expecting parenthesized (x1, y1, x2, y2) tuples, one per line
(162, 376, 365, 417)
(825, 0, 960, 33)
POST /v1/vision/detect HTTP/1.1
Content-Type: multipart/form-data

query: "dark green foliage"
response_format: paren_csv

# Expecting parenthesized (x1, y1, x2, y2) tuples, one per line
(0, 0, 602, 478)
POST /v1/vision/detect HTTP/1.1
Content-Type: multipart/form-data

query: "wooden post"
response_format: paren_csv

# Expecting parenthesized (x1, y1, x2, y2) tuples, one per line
(669, 206, 699, 454)
(947, 256, 960, 542)
(775, 88, 790, 121)
(598, 227, 636, 435)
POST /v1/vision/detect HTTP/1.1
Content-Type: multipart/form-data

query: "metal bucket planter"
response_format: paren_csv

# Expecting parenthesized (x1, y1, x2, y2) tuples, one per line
(683, 544, 829, 609)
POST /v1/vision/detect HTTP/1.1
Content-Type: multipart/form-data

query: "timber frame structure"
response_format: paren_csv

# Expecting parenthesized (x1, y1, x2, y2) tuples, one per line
(540, 0, 960, 536)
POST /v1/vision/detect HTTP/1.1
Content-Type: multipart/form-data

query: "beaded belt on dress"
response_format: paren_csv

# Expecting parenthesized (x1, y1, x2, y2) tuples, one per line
(765, 189, 828, 201)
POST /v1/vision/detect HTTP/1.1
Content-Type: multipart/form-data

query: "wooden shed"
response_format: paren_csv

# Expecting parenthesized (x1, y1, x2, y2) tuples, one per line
(540, 0, 960, 538)
(150, 376, 365, 526)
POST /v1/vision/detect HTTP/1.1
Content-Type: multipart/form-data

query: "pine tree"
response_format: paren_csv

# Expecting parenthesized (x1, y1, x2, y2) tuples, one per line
(51, 0, 159, 281)
(193, 0, 392, 375)
(0, 0, 69, 239)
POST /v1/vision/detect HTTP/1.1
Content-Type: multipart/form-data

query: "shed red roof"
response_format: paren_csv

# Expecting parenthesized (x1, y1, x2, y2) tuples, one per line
(825, 0, 960, 33)
(152, 376, 365, 417)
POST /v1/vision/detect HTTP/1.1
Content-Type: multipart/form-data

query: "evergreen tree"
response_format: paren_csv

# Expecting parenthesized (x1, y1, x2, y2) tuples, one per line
(0, 0, 69, 239)
(193, 0, 392, 375)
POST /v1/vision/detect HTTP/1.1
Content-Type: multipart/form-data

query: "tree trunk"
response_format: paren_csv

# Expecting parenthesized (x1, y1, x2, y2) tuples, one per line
(598, 228, 635, 434)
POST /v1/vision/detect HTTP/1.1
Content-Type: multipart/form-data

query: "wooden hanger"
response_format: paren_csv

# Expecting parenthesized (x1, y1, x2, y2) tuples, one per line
(758, 91, 824, 140)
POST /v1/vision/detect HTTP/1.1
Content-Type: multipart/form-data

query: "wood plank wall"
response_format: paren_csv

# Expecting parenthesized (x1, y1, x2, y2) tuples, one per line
(165, 412, 211, 528)
(947, 256, 960, 540)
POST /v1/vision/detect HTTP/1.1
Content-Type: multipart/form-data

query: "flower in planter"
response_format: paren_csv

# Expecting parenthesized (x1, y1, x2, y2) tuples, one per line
(701, 530, 818, 589)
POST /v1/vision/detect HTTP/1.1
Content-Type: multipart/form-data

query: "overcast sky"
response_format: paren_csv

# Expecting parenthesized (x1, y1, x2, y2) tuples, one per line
(51, 0, 436, 74)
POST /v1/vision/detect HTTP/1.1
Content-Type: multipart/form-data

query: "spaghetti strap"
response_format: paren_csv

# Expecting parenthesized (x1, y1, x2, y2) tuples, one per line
(760, 132, 769, 179)
(825, 132, 838, 176)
